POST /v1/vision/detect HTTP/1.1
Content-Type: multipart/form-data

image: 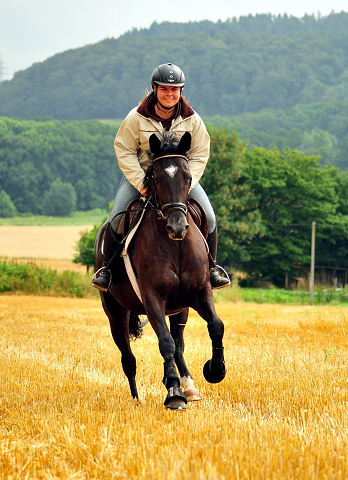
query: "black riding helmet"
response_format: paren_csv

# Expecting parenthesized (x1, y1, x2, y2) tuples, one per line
(151, 63, 185, 88)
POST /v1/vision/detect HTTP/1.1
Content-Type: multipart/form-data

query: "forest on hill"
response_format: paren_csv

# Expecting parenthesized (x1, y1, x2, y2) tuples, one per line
(1, 12, 348, 120)
(1, 12, 348, 167)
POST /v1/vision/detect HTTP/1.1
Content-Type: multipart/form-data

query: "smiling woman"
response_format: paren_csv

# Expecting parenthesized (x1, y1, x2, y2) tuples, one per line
(154, 86, 182, 117)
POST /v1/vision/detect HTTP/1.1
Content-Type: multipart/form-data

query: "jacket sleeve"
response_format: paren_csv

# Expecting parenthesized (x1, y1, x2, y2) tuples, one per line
(187, 114, 210, 189)
(113, 109, 146, 191)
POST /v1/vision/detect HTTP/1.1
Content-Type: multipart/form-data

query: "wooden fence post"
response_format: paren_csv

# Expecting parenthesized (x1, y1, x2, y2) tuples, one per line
(310, 221, 316, 305)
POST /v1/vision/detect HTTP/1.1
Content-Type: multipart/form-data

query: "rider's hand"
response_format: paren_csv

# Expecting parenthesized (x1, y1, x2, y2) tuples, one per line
(140, 186, 149, 197)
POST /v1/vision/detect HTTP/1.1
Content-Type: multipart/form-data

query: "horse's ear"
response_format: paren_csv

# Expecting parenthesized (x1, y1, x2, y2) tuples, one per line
(178, 132, 191, 154)
(149, 133, 162, 155)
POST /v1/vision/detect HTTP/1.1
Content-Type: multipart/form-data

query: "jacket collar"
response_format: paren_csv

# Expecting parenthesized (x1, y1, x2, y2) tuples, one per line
(137, 92, 195, 120)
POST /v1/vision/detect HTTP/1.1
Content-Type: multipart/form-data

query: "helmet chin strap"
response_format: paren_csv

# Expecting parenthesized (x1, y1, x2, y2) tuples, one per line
(157, 100, 177, 110)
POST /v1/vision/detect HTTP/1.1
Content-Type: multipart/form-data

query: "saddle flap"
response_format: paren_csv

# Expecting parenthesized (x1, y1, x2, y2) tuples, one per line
(119, 198, 147, 239)
(188, 198, 208, 239)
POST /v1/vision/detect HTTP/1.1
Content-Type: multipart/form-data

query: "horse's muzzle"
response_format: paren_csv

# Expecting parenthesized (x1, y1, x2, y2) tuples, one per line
(166, 216, 189, 240)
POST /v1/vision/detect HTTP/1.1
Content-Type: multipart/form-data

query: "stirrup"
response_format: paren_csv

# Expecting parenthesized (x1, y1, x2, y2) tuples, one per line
(210, 265, 231, 290)
(90, 267, 112, 292)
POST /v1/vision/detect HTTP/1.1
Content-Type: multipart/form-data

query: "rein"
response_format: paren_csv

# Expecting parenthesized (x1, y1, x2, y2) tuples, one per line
(151, 153, 189, 220)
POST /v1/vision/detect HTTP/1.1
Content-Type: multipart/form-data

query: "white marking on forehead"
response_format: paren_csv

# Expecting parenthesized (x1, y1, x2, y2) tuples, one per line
(165, 165, 178, 178)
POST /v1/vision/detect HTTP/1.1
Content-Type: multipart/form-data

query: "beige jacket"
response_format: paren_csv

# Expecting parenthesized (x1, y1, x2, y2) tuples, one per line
(114, 107, 210, 192)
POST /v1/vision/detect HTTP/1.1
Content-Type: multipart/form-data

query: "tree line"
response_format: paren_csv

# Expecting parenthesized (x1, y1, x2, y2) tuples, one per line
(128, 12, 348, 38)
(42, 118, 348, 285)
(201, 128, 348, 285)
(0, 117, 121, 215)
(2, 115, 348, 285)
(208, 99, 348, 170)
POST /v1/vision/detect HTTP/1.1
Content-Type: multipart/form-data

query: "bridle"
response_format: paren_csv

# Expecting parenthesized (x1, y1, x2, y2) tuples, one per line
(150, 154, 189, 221)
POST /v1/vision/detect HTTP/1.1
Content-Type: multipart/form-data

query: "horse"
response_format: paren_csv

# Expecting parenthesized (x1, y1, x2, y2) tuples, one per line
(94, 131, 226, 410)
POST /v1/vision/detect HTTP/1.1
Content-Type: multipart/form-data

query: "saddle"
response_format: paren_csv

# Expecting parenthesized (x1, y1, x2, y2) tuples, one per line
(118, 197, 208, 240)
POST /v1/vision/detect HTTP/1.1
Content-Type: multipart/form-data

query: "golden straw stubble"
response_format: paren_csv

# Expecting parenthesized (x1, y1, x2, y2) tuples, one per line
(1, 296, 348, 479)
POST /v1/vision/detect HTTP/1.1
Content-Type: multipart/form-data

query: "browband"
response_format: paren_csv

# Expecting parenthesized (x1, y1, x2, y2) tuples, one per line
(153, 154, 188, 162)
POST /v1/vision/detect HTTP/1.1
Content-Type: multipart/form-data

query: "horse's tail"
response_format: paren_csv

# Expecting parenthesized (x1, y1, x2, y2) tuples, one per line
(129, 312, 148, 340)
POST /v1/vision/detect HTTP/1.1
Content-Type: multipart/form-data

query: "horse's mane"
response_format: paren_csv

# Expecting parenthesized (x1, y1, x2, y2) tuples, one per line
(143, 131, 187, 192)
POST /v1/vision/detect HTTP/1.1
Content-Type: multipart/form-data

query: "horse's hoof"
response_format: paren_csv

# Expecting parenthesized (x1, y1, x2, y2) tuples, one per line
(184, 389, 202, 402)
(203, 359, 226, 384)
(165, 398, 187, 410)
(164, 385, 187, 410)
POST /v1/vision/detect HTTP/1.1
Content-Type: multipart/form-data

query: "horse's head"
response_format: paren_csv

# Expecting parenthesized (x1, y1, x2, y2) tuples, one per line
(144, 131, 192, 240)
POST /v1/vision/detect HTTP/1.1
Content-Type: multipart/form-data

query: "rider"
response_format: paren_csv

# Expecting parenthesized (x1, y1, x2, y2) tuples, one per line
(92, 63, 230, 292)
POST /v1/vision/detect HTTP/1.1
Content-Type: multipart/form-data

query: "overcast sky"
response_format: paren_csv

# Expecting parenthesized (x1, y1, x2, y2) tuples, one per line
(1, 0, 347, 80)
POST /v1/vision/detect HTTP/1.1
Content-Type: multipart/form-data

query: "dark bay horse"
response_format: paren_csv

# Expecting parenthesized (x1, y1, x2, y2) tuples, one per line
(94, 131, 226, 410)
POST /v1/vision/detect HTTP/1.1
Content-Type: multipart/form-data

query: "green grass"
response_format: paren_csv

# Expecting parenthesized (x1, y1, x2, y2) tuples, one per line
(0, 260, 99, 298)
(0, 209, 108, 226)
(214, 284, 348, 306)
(1, 259, 347, 306)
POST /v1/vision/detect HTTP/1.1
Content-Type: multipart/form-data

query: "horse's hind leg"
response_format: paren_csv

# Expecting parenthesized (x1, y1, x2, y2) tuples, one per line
(169, 309, 201, 402)
(100, 292, 138, 400)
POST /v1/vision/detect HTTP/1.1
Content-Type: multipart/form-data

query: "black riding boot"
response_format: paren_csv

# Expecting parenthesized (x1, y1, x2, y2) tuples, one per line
(91, 222, 121, 292)
(207, 227, 230, 290)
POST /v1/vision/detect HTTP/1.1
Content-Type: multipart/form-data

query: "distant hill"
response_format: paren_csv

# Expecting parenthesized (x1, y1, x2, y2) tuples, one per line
(0, 12, 348, 122)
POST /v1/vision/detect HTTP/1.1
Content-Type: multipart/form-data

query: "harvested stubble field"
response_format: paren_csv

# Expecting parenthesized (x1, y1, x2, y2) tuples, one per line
(0, 225, 93, 260)
(1, 296, 348, 479)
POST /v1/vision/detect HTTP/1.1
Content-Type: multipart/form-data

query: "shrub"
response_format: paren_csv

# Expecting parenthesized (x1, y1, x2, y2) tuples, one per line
(0, 261, 92, 297)
(42, 179, 77, 216)
(0, 190, 17, 218)
(73, 224, 100, 272)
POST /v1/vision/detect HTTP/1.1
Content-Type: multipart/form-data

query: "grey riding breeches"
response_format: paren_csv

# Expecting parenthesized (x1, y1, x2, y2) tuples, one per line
(110, 176, 216, 234)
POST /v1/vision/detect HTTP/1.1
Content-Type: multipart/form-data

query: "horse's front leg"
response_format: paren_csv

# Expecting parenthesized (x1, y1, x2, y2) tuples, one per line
(192, 286, 227, 384)
(169, 309, 201, 402)
(144, 299, 187, 410)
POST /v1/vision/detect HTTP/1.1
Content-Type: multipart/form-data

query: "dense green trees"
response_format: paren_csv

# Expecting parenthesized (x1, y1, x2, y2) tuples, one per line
(206, 99, 348, 169)
(237, 148, 348, 284)
(201, 128, 263, 265)
(0, 117, 121, 214)
(200, 132, 348, 283)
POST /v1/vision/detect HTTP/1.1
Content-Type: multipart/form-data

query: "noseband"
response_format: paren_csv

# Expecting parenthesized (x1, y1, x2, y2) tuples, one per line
(151, 154, 189, 221)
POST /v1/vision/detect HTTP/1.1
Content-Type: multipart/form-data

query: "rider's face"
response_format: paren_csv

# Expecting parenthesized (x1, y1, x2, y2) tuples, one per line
(155, 85, 181, 108)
